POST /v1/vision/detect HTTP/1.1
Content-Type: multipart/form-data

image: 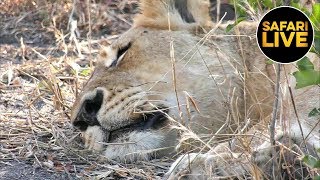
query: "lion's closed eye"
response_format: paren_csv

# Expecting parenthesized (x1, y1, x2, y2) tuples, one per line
(100, 43, 132, 68)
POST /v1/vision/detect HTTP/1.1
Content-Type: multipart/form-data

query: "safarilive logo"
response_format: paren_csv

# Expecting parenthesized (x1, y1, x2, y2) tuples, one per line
(257, 6, 314, 63)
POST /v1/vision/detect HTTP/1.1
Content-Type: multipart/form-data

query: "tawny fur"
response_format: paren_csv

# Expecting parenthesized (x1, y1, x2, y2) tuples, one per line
(71, 0, 319, 178)
(134, 0, 211, 30)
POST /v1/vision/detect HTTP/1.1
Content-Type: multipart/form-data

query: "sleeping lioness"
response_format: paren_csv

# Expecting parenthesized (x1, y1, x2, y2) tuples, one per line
(71, 0, 319, 179)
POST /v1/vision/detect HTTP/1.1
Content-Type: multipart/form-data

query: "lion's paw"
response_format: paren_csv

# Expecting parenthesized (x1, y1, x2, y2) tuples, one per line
(252, 133, 319, 179)
(81, 126, 106, 151)
(164, 153, 210, 180)
(165, 152, 248, 179)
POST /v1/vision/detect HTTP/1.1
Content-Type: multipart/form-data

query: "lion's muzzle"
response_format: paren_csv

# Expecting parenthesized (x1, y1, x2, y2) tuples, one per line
(72, 89, 104, 131)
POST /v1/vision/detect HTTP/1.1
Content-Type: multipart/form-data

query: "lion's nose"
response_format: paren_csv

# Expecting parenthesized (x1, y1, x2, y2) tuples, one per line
(73, 89, 104, 131)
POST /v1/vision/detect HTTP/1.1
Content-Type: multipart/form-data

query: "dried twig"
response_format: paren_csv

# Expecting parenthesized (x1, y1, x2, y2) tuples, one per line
(270, 63, 281, 179)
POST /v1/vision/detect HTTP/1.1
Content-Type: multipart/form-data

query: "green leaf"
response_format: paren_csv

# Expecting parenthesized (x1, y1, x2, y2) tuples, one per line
(273, 0, 281, 6)
(234, 2, 247, 18)
(226, 17, 246, 32)
(314, 31, 320, 54)
(310, 3, 320, 27)
(313, 4, 320, 20)
(302, 155, 320, 168)
(265, 59, 274, 65)
(290, 1, 311, 16)
(79, 68, 91, 77)
(309, 108, 320, 117)
(297, 57, 314, 71)
(290, 2, 301, 9)
(262, 0, 273, 9)
(315, 30, 320, 38)
(293, 70, 320, 89)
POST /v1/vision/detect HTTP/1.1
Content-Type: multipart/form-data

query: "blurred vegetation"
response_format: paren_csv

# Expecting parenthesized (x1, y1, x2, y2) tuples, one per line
(226, 1, 320, 179)
(227, 0, 320, 89)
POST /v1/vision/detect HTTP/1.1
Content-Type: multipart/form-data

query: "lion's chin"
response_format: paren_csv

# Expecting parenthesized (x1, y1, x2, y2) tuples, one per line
(81, 111, 170, 162)
(104, 130, 166, 162)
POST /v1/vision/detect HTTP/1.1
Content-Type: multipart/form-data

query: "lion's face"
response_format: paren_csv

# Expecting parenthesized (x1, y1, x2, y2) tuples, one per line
(71, 28, 184, 161)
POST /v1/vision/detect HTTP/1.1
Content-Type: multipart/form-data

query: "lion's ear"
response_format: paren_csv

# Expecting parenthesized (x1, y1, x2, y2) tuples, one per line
(134, 0, 210, 30)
